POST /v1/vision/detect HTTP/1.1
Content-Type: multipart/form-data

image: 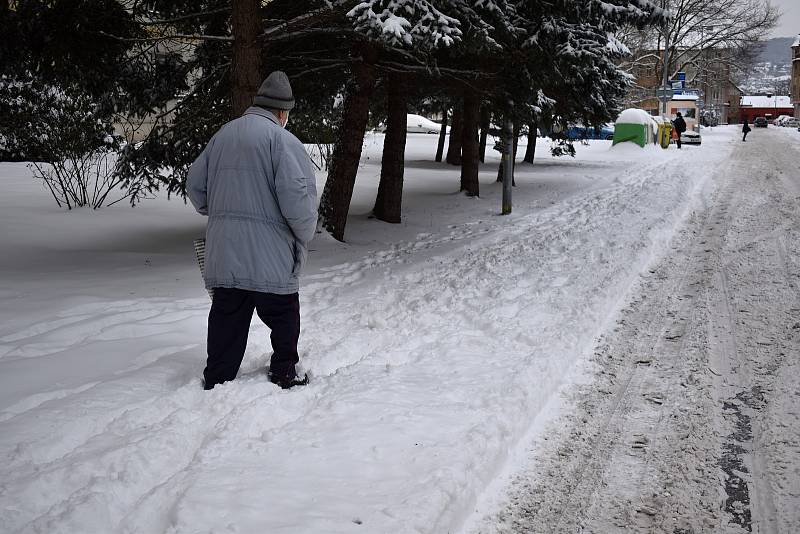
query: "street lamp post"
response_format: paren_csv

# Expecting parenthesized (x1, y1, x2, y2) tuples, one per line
(661, 26, 671, 116)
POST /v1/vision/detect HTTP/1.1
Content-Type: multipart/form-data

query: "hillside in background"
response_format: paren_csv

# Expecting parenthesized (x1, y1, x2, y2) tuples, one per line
(738, 37, 794, 95)
(759, 37, 795, 65)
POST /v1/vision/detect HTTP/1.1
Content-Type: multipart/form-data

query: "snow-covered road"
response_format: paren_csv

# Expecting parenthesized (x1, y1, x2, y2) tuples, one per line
(2, 127, 797, 533)
(467, 127, 800, 533)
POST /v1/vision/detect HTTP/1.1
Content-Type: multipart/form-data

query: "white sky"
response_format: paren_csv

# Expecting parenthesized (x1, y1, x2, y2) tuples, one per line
(771, 0, 800, 38)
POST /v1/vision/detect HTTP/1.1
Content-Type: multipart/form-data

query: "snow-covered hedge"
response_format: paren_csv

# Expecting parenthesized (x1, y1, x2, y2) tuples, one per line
(0, 76, 143, 209)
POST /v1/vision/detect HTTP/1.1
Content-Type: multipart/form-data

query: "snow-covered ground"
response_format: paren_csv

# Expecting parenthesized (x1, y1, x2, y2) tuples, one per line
(1, 127, 793, 533)
(466, 126, 800, 533)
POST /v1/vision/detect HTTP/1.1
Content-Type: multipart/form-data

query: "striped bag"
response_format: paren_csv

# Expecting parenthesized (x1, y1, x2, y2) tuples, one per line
(193, 238, 214, 301)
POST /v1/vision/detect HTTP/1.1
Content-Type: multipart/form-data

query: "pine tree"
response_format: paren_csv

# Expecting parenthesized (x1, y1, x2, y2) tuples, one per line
(318, 0, 463, 240)
(79, 0, 358, 200)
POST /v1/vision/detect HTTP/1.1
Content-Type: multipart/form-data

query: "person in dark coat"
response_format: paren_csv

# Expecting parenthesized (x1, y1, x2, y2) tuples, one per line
(742, 119, 751, 142)
(187, 71, 318, 391)
(672, 112, 687, 149)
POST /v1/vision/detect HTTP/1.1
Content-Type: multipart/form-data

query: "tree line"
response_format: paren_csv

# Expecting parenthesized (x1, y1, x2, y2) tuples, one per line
(1, 0, 671, 240)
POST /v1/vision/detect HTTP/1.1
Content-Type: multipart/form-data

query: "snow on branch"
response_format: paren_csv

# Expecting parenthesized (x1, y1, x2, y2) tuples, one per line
(347, 1, 461, 48)
(591, 0, 670, 24)
(96, 30, 233, 42)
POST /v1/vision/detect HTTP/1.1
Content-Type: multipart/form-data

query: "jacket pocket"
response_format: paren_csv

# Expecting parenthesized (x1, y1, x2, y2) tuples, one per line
(291, 240, 308, 276)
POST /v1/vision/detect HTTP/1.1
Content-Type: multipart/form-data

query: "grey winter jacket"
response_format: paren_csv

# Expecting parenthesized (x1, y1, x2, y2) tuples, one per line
(186, 106, 318, 294)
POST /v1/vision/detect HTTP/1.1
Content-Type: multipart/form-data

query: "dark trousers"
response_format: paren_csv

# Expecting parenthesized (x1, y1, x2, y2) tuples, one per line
(743, 131, 749, 141)
(204, 287, 300, 388)
(676, 135, 682, 149)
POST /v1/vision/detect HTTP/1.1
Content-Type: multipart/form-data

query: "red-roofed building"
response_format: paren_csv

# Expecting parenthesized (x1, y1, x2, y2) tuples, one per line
(739, 95, 794, 123)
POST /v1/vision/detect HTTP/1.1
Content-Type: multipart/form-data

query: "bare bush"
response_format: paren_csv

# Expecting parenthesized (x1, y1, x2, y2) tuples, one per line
(29, 150, 144, 209)
(2, 77, 151, 210)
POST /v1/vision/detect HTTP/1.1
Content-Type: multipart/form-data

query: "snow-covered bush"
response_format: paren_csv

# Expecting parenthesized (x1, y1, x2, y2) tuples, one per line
(550, 140, 577, 158)
(0, 77, 141, 209)
(700, 109, 719, 127)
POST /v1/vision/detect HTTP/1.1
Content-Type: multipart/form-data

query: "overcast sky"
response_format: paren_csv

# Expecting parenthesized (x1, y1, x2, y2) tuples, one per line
(771, 0, 800, 38)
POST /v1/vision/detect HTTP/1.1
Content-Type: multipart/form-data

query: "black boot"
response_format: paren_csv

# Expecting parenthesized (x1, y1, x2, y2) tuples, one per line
(268, 372, 309, 390)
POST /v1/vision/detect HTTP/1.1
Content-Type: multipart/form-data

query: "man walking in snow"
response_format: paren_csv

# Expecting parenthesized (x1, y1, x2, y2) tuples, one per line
(187, 71, 318, 390)
(672, 111, 687, 149)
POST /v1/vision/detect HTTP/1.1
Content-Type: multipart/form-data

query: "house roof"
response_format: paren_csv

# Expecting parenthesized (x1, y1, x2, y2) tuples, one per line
(741, 95, 792, 107)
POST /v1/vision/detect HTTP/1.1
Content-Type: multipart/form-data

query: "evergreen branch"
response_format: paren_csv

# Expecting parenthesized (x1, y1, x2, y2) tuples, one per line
(294, 64, 349, 77)
(378, 60, 496, 80)
(260, 0, 359, 40)
(262, 28, 361, 42)
(138, 7, 230, 25)
(95, 30, 233, 42)
(146, 63, 231, 126)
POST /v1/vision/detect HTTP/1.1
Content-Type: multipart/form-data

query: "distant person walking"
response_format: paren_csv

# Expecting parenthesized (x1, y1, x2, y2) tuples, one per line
(672, 112, 687, 149)
(187, 71, 318, 391)
(742, 119, 751, 142)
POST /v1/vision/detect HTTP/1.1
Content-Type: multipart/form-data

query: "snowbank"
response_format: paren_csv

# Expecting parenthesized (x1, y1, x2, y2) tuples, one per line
(616, 108, 656, 126)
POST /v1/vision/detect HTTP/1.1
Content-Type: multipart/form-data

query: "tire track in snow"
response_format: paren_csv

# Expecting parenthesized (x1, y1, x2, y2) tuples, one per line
(468, 128, 800, 534)
(478, 192, 717, 533)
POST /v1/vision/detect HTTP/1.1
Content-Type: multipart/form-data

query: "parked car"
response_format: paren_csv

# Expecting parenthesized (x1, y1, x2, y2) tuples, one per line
(375, 114, 445, 134)
(564, 124, 615, 140)
(782, 118, 800, 128)
(753, 117, 768, 128)
(406, 114, 443, 134)
(775, 115, 792, 126)
(680, 131, 702, 145)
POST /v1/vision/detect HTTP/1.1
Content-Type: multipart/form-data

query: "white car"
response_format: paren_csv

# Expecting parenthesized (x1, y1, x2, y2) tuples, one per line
(782, 118, 800, 128)
(375, 114, 445, 134)
(406, 114, 444, 134)
(680, 131, 702, 145)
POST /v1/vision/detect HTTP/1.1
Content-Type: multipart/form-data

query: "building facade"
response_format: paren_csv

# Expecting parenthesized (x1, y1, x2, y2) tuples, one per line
(625, 47, 742, 124)
(738, 95, 794, 123)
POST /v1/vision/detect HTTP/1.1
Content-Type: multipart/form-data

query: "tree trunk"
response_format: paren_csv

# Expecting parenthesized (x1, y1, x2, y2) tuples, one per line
(435, 104, 448, 162)
(478, 106, 490, 163)
(230, 0, 263, 118)
(446, 100, 463, 165)
(496, 125, 519, 185)
(319, 43, 378, 242)
(460, 90, 480, 197)
(523, 121, 537, 163)
(374, 72, 407, 224)
(496, 157, 504, 182)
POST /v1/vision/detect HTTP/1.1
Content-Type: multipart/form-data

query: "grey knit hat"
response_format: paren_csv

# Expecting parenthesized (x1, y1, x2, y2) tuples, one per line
(253, 71, 295, 110)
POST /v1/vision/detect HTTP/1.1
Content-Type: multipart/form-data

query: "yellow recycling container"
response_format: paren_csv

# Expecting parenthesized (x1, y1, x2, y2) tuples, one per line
(657, 121, 673, 149)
